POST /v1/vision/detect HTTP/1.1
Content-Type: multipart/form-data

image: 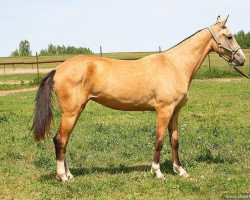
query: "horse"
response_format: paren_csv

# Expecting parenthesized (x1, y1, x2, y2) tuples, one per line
(31, 16, 245, 181)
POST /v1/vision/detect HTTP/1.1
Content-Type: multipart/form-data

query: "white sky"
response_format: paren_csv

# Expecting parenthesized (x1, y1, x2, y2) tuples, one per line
(0, 0, 249, 57)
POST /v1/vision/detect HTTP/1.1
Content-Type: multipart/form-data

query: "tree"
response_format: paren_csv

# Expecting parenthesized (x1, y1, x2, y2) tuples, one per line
(11, 49, 20, 57)
(47, 44, 57, 55)
(19, 40, 32, 56)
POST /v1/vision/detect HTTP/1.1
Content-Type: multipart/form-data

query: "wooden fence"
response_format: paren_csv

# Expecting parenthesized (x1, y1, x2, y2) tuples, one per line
(1, 47, 249, 76)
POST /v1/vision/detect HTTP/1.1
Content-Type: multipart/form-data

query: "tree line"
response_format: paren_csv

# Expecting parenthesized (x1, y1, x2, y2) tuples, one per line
(11, 40, 93, 57)
(234, 30, 250, 49)
(11, 31, 250, 57)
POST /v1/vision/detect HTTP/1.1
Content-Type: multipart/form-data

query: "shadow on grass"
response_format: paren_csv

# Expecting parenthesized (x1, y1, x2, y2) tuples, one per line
(195, 149, 236, 164)
(40, 159, 174, 182)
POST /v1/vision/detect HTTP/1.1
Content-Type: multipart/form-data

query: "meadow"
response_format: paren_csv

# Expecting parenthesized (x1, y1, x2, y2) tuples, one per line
(0, 78, 249, 199)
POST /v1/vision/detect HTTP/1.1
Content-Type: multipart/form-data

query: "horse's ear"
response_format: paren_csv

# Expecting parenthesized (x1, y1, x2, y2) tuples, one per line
(216, 15, 222, 23)
(222, 15, 229, 26)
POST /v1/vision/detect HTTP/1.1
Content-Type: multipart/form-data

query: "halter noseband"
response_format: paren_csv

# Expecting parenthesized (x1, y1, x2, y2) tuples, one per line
(207, 27, 241, 67)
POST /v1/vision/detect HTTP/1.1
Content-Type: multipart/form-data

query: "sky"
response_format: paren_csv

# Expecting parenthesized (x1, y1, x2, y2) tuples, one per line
(0, 0, 249, 57)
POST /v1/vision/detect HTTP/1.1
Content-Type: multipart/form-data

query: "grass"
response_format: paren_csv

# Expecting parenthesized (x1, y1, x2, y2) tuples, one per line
(0, 73, 40, 82)
(0, 79, 249, 199)
(0, 74, 44, 91)
(0, 84, 34, 91)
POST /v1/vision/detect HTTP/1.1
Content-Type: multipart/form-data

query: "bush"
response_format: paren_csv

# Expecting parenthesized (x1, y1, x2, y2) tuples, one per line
(195, 67, 239, 79)
(29, 75, 43, 86)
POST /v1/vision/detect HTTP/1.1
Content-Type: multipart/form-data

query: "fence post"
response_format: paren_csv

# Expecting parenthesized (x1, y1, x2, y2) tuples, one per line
(100, 46, 103, 57)
(208, 53, 211, 69)
(4, 65, 5, 75)
(159, 46, 161, 53)
(36, 52, 40, 78)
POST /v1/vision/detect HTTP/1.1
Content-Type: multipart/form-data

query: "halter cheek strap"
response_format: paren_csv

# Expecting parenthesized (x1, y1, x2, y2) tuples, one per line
(207, 27, 249, 79)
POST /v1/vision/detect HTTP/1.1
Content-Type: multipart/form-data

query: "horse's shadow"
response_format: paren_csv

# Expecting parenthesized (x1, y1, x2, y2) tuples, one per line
(40, 159, 174, 182)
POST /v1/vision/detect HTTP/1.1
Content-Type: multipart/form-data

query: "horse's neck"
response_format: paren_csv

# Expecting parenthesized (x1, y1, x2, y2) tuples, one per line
(165, 29, 213, 84)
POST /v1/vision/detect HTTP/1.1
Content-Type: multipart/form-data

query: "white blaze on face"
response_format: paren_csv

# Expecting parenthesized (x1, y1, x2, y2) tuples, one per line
(235, 48, 246, 65)
(238, 49, 246, 60)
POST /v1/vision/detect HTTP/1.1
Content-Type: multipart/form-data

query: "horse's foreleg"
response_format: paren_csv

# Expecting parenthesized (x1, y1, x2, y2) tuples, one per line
(54, 111, 80, 182)
(168, 111, 189, 178)
(151, 106, 173, 179)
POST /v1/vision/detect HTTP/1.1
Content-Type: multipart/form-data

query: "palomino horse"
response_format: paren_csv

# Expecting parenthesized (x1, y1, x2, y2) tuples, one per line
(32, 16, 245, 181)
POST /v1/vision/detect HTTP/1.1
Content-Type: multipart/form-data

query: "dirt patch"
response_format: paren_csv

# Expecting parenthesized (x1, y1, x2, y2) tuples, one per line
(0, 68, 53, 75)
(0, 87, 37, 96)
(196, 78, 244, 83)
(213, 78, 243, 83)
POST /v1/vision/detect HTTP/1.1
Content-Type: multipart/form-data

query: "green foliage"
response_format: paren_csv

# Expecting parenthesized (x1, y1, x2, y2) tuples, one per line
(11, 49, 20, 57)
(234, 30, 250, 48)
(29, 75, 44, 86)
(19, 40, 32, 56)
(10, 40, 32, 57)
(39, 44, 93, 56)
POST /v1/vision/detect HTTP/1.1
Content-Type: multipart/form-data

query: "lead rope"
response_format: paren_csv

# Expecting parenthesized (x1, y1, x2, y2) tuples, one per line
(232, 66, 250, 79)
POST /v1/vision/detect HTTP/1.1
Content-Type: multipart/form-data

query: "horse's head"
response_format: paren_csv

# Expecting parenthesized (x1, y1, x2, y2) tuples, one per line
(209, 15, 245, 66)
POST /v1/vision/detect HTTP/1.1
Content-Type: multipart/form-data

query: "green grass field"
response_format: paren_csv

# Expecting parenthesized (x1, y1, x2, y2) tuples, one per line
(0, 79, 249, 199)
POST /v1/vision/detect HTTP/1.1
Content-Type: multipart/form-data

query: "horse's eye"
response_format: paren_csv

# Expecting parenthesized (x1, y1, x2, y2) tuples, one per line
(227, 35, 233, 40)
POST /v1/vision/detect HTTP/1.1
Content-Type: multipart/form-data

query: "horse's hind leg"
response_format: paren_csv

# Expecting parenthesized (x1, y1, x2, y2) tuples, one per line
(54, 101, 87, 181)
(54, 112, 78, 181)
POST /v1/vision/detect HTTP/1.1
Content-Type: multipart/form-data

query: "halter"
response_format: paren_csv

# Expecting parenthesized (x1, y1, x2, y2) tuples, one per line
(207, 27, 249, 79)
(207, 26, 241, 66)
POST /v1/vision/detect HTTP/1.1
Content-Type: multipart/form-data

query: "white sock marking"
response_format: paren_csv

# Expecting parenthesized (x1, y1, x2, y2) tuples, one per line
(151, 162, 164, 179)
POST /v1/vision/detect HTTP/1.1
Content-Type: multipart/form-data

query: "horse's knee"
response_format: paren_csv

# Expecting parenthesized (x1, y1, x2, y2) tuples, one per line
(155, 139, 164, 151)
(170, 137, 179, 149)
(170, 131, 179, 149)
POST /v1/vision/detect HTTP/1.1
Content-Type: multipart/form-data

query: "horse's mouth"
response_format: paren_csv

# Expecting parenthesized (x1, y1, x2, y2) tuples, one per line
(232, 59, 245, 67)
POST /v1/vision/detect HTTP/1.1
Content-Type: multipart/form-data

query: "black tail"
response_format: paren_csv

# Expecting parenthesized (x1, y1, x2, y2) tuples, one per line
(31, 70, 56, 141)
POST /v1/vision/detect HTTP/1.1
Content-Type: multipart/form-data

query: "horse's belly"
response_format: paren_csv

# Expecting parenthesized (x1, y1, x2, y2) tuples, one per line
(91, 95, 156, 111)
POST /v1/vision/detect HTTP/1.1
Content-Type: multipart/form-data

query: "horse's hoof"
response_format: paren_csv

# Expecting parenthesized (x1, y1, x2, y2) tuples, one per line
(66, 173, 74, 180)
(56, 174, 69, 182)
(151, 168, 165, 179)
(155, 173, 165, 179)
(173, 164, 190, 178)
(181, 172, 190, 178)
